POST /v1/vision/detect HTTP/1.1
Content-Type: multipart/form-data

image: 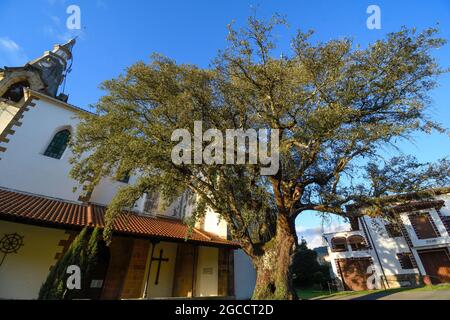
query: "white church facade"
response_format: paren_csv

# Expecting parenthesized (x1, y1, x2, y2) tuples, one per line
(323, 190, 450, 291)
(0, 40, 256, 300)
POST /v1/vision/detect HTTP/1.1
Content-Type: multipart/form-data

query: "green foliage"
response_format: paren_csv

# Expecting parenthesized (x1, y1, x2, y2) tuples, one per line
(366, 156, 450, 197)
(85, 227, 100, 277)
(312, 271, 325, 285)
(38, 227, 101, 300)
(292, 239, 331, 288)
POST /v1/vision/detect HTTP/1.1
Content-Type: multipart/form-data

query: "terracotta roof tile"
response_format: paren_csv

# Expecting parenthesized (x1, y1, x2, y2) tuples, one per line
(0, 188, 238, 248)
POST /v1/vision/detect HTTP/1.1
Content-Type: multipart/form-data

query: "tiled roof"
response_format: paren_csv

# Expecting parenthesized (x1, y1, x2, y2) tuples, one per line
(388, 200, 445, 214)
(345, 186, 450, 215)
(0, 188, 238, 248)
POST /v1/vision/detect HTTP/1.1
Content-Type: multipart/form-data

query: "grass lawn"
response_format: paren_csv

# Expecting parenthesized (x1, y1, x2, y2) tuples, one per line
(297, 283, 450, 300)
(295, 288, 332, 300)
(409, 283, 450, 291)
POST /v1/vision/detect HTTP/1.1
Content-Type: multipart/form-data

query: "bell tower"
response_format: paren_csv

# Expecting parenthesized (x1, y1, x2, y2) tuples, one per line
(26, 38, 76, 99)
(0, 39, 76, 133)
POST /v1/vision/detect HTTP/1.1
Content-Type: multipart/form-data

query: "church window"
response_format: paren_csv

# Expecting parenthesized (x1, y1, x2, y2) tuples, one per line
(43, 129, 71, 159)
(2, 81, 30, 102)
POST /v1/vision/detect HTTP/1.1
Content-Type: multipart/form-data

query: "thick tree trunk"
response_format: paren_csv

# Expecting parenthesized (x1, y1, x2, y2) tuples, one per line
(251, 216, 298, 300)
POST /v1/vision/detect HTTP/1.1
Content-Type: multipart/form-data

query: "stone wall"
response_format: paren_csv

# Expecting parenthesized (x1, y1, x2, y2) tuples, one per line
(385, 274, 422, 288)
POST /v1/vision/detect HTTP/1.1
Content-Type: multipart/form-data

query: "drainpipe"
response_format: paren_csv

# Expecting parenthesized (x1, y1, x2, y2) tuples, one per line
(361, 217, 390, 289)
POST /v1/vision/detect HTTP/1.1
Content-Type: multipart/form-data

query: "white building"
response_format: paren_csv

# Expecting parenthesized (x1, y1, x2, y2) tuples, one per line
(323, 190, 450, 291)
(0, 39, 256, 300)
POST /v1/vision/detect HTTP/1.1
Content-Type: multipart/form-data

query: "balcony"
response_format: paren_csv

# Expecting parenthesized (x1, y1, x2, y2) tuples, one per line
(324, 230, 372, 259)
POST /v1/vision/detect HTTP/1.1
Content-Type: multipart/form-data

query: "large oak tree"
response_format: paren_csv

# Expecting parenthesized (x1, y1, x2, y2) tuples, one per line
(70, 16, 450, 299)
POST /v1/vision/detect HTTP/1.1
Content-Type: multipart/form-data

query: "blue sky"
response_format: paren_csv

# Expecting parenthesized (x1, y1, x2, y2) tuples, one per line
(1, 0, 449, 248)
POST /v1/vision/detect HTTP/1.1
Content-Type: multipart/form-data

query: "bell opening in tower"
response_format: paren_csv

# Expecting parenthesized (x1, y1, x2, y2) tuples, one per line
(1, 81, 30, 103)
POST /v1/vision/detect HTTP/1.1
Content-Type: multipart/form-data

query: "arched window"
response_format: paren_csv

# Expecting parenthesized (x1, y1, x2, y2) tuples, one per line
(43, 129, 71, 159)
(2, 81, 30, 102)
(331, 237, 348, 252)
(347, 235, 368, 251)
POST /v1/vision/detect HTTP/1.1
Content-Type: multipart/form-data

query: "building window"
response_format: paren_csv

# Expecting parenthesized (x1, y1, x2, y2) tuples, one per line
(436, 210, 450, 234)
(331, 237, 348, 252)
(385, 223, 403, 238)
(43, 129, 71, 159)
(117, 172, 130, 184)
(397, 253, 416, 269)
(2, 81, 30, 102)
(348, 235, 368, 251)
(408, 213, 440, 239)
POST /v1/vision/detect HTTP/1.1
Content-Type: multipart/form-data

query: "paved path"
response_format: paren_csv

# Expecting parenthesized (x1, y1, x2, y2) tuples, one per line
(316, 289, 450, 300)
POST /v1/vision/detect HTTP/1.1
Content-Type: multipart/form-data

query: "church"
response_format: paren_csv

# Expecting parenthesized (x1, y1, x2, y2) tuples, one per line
(0, 39, 256, 300)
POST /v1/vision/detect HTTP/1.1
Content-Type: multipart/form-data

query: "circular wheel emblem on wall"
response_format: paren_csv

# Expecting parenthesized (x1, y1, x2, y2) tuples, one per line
(0, 233, 24, 266)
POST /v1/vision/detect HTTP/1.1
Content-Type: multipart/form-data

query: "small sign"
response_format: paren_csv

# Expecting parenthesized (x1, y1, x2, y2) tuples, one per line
(90, 279, 103, 288)
(202, 267, 213, 275)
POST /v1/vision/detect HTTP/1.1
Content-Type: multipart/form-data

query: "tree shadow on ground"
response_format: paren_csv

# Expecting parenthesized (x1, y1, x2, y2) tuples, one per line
(350, 290, 402, 300)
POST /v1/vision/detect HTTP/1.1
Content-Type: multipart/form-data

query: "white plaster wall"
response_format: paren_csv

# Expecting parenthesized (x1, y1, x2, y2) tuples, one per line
(0, 98, 83, 201)
(234, 249, 256, 299)
(327, 247, 341, 280)
(203, 208, 228, 239)
(363, 216, 418, 277)
(0, 102, 18, 134)
(0, 220, 68, 299)
(89, 177, 135, 207)
(145, 242, 178, 298)
(437, 194, 450, 219)
(195, 246, 218, 297)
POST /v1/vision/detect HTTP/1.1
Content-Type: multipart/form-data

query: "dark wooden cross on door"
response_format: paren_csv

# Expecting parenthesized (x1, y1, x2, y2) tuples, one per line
(151, 249, 169, 285)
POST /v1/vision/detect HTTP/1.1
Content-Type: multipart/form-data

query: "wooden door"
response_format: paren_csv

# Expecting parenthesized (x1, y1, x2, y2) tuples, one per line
(172, 244, 197, 297)
(418, 249, 450, 284)
(101, 237, 134, 299)
(121, 239, 150, 299)
(338, 258, 372, 291)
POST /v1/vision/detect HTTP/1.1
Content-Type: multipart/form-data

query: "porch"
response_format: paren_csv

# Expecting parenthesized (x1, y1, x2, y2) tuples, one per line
(0, 187, 239, 299)
(98, 237, 235, 299)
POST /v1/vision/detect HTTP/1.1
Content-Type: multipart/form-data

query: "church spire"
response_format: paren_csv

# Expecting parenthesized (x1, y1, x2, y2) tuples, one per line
(27, 38, 76, 99)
